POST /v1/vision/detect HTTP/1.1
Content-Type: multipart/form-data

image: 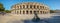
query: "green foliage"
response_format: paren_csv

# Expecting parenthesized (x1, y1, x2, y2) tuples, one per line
(0, 2, 11, 13)
(50, 10, 55, 13)
(4, 10, 11, 13)
(0, 3, 5, 12)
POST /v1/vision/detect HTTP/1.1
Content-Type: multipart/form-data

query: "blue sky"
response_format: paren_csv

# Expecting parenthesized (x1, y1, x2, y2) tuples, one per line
(0, 0, 60, 10)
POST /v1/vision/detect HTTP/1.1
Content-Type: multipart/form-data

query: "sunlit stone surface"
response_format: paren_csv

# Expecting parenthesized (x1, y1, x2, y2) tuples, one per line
(11, 2, 50, 15)
(0, 2, 60, 23)
(0, 13, 60, 23)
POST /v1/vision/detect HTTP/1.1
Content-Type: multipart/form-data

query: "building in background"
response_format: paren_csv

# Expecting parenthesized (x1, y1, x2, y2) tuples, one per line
(11, 2, 50, 14)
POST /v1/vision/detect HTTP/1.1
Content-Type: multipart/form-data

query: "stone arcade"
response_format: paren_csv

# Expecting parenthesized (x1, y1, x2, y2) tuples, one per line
(11, 2, 50, 14)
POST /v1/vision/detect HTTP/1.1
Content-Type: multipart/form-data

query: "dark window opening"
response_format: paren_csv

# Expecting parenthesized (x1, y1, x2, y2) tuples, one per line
(34, 11, 36, 13)
(40, 11, 42, 14)
(17, 11, 19, 14)
(17, 6, 19, 9)
(37, 11, 39, 14)
(37, 6, 39, 8)
(20, 5, 22, 9)
(34, 5, 36, 8)
(30, 5, 32, 8)
(27, 5, 28, 8)
(40, 6, 44, 9)
(26, 11, 28, 14)
(23, 11, 25, 14)
(17, 6, 19, 8)
(20, 11, 21, 14)
(23, 5, 25, 8)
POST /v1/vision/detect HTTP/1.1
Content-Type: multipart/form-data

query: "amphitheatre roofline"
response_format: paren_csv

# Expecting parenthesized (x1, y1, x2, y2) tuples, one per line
(11, 2, 49, 8)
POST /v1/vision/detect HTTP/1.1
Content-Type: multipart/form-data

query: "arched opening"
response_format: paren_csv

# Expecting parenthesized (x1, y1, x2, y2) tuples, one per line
(37, 11, 39, 14)
(23, 5, 25, 8)
(37, 5, 39, 9)
(34, 11, 36, 14)
(34, 5, 36, 9)
(30, 11, 32, 14)
(26, 10, 28, 14)
(30, 5, 32, 8)
(20, 5, 22, 9)
(20, 11, 21, 14)
(17, 11, 19, 14)
(17, 6, 19, 9)
(40, 11, 42, 14)
(23, 11, 25, 14)
(27, 5, 28, 8)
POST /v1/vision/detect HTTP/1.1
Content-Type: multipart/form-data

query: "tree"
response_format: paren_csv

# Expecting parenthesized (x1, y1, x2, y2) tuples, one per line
(4, 10, 11, 13)
(50, 10, 55, 13)
(0, 3, 5, 12)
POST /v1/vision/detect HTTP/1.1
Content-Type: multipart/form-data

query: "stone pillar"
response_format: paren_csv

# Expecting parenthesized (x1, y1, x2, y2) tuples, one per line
(44, 7, 45, 10)
(36, 5, 37, 8)
(39, 5, 40, 9)
(22, 5, 23, 9)
(32, 10, 33, 14)
(14, 10, 16, 14)
(20, 10, 21, 14)
(15, 5, 17, 14)
(25, 5, 26, 8)
(29, 10, 30, 14)
(18, 10, 20, 14)
(44, 11, 45, 14)
(25, 10, 26, 14)
(16, 10, 17, 14)
(39, 11, 40, 14)
(37, 11, 39, 14)
(29, 5, 30, 8)
(19, 5, 20, 9)
(21, 10, 23, 14)
(43, 11, 44, 14)
(42, 11, 43, 14)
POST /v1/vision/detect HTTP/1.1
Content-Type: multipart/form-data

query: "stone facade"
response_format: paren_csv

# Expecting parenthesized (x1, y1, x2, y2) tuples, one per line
(11, 2, 50, 14)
